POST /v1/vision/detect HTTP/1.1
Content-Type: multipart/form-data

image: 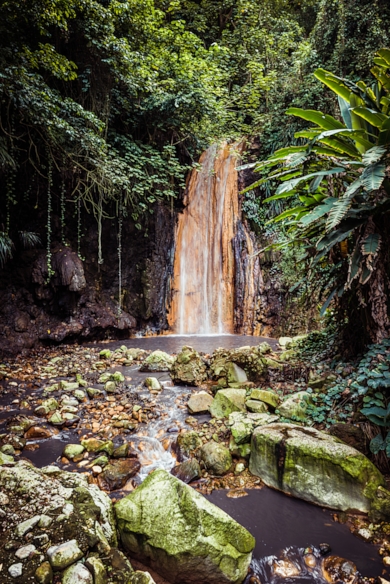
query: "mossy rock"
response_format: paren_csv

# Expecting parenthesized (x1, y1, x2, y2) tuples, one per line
(140, 350, 174, 372)
(210, 346, 268, 385)
(170, 346, 208, 386)
(210, 389, 247, 419)
(115, 469, 254, 584)
(250, 423, 385, 513)
(199, 441, 232, 475)
(248, 389, 279, 408)
(278, 391, 311, 421)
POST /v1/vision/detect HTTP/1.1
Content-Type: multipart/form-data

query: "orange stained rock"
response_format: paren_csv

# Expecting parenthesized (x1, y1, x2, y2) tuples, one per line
(168, 142, 241, 334)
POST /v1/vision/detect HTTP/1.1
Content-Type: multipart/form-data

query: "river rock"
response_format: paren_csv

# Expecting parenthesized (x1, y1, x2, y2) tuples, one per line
(177, 431, 202, 456)
(170, 346, 208, 386)
(171, 459, 201, 483)
(62, 563, 93, 583)
(229, 437, 251, 459)
(15, 543, 36, 559)
(187, 391, 213, 414)
(35, 561, 53, 584)
(199, 441, 232, 475)
(248, 389, 279, 408)
(8, 563, 23, 578)
(210, 388, 246, 419)
(115, 469, 255, 584)
(140, 350, 174, 372)
(63, 444, 85, 460)
(144, 377, 162, 391)
(35, 398, 59, 416)
(0, 461, 118, 582)
(250, 423, 385, 512)
(130, 572, 156, 584)
(81, 438, 114, 455)
(278, 391, 311, 421)
(278, 337, 292, 348)
(245, 399, 268, 414)
(98, 458, 141, 491)
(47, 539, 84, 570)
(227, 362, 248, 384)
(321, 555, 357, 583)
(24, 425, 52, 439)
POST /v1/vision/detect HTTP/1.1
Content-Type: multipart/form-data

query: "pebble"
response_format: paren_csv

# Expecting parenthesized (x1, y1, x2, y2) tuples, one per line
(8, 563, 23, 578)
(92, 465, 103, 474)
(383, 556, 390, 566)
(16, 515, 41, 537)
(15, 544, 36, 559)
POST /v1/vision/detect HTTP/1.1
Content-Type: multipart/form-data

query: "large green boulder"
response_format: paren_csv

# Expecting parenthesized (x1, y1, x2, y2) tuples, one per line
(210, 389, 246, 419)
(249, 389, 279, 409)
(115, 469, 254, 584)
(170, 346, 208, 386)
(250, 423, 385, 513)
(140, 350, 174, 372)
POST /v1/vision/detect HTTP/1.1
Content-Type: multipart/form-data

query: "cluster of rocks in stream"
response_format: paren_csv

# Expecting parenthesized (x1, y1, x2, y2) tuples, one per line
(1, 340, 390, 583)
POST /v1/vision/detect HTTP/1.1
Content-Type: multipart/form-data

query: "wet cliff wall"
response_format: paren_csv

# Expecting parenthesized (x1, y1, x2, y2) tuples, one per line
(0, 202, 175, 356)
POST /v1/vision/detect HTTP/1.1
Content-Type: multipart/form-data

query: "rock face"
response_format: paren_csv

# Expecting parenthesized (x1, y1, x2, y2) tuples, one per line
(115, 469, 255, 584)
(140, 350, 175, 372)
(210, 389, 247, 419)
(250, 423, 385, 512)
(170, 346, 208, 386)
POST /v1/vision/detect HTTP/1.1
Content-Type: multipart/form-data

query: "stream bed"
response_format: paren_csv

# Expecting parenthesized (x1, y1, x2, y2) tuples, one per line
(0, 334, 387, 582)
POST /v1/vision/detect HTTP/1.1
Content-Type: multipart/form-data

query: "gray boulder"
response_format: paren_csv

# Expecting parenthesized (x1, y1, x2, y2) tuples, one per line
(115, 469, 255, 584)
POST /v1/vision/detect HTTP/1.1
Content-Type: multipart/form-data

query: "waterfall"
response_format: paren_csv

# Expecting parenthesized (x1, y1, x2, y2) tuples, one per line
(168, 142, 263, 335)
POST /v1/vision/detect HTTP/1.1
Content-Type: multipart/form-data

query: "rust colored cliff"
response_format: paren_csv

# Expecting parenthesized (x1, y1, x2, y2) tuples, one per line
(168, 142, 264, 335)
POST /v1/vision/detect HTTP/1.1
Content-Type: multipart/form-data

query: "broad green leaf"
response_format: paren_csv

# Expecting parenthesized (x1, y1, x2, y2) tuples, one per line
(286, 107, 345, 131)
(314, 69, 351, 102)
(361, 233, 381, 255)
(377, 48, 390, 67)
(361, 163, 386, 191)
(338, 96, 352, 129)
(320, 287, 337, 316)
(370, 433, 385, 454)
(362, 146, 386, 165)
(317, 136, 360, 158)
(275, 168, 346, 195)
(326, 198, 351, 230)
(350, 106, 387, 129)
(272, 206, 307, 222)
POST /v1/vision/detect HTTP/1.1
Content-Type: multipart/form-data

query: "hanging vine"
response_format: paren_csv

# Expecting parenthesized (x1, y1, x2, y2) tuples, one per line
(117, 195, 123, 315)
(60, 172, 66, 246)
(76, 197, 84, 260)
(46, 152, 54, 282)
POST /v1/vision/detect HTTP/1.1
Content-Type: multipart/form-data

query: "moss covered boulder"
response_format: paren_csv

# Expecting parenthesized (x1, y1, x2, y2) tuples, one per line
(278, 391, 311, 421)
(140, 350, 174, 372)
(199, 441, 232, 475)
(210, 389, 247, 419)
(170, 346, 208, 386)
(210, 346, 268, 387)
(115, 469, 255, 584)
(250, 423, 385, 513)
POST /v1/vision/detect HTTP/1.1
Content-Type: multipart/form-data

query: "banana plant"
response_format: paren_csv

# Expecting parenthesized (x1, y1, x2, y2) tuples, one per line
(244, 49, 390, 318)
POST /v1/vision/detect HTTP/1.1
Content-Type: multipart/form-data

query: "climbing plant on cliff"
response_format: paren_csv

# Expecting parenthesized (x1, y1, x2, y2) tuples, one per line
(247, 48, 390, 343)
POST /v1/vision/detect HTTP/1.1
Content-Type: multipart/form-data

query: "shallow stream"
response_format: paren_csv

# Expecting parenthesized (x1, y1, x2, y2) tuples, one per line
(0, 334, 387, 582)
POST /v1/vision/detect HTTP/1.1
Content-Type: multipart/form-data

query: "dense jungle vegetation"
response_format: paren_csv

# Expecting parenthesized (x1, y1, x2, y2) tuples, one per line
(1, 0, 390, 346)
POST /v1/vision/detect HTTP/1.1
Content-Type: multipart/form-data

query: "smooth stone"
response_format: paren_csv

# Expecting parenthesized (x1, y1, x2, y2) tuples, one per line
(229, 437, 251, 460)
(231, 419, 254, 445)
(112, 371, 125, 383)
(144, 377, 162, 391)
(250, 423, 385, 513)
(171, 459, 201, 483)
(97, 458, 141, 491)
(8, 563, 23, 578)
(15, 543, 36, 559)
(278, 337, 292, 348)
(62, 563, 93, 584)
(16, 515, 41, 537)
(210, 388, 247, 419)
(63, 444, 85, 460)
(105, 381, 116, 393)
(129, 572, 157, 584)
(113, 443, 129, 458)
(47, 539, 84, 570)
(48, 412, 63, 425)
(1, 444, 15, 455)
(199, 441, 232, 476)
(187, 391, 213, 414)
(115, 469, 254, 584)
(227, 362, 248, 384)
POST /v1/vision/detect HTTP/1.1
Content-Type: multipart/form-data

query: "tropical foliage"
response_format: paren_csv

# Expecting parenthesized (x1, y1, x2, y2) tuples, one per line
(245, 48, 390, 342)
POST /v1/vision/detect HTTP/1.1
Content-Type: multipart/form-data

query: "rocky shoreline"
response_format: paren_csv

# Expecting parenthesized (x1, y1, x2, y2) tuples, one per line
(1, 340, 390, 583)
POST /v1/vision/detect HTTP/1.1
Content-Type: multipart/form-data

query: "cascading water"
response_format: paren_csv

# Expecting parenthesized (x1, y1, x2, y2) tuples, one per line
(168, 143, 240, 334)
(168, 142, 265, 336)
